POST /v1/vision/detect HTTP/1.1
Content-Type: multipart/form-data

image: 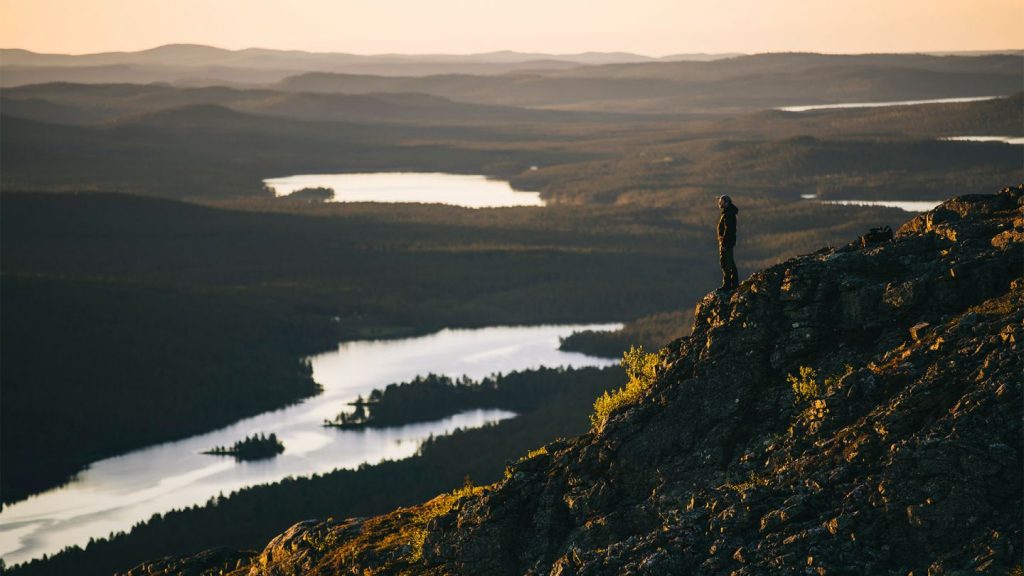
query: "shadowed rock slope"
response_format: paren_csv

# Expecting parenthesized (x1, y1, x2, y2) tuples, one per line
(126, 188, 1022, 576)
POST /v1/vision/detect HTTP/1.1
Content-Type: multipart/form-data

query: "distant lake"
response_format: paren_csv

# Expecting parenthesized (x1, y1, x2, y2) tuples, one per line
(0, 323, 619, 565)
(778, 95, 999, 112)
(263, 172, 545, 208)
(940, 135, 1024, 145)
(801, 194, 941, 212)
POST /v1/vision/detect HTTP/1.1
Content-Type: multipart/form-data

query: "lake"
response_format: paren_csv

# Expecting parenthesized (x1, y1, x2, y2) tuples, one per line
(778, 95, 999, 112)
(800, 195, 942, 212)
(263, 172, 545, 208)
(940, 135, 1024, 145)
(0, 323, 620, 565)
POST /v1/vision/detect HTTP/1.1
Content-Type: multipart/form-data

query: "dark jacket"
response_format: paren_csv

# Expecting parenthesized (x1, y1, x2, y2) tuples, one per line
(718, 203, 738, 247)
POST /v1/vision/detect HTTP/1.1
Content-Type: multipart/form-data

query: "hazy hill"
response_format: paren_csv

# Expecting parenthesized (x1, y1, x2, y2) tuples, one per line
(275, 53, 1024, 112)
(116, 188, 1023, 576)
(6, 83, 1019, 134)
(2, 90, 1020, 202)
(0, 61, 599, 87)
(543, 52, 1024, 79)
(0, 44, 742, 86)
(0, 64, 301, 88)
(4, 49, 1019, 112)
(719, 92, 1024, 138)
(0, 44, 740, 68)
(2, 82, 630, 126)
(0, 105, 608, 199)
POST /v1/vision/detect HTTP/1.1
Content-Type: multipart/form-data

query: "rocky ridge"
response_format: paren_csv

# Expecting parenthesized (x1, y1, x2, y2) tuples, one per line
(126, 187, 1023, 576)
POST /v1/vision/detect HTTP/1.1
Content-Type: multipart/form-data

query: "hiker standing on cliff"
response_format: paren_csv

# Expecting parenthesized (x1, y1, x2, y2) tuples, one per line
(717, 195, 739, 291)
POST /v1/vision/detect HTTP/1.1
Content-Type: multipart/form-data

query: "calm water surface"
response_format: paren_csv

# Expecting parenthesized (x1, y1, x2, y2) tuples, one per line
(0, 323, 619, 565)
(800, 195, 941, 212)
(941, 135, 1024, 145)
(778, 95, 999, 112)
(819, 199, 942, 212)
(263, 172, 544, 208)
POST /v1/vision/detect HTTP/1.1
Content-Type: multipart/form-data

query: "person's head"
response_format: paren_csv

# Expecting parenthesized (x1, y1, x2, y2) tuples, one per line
(717, 195, 732, 209)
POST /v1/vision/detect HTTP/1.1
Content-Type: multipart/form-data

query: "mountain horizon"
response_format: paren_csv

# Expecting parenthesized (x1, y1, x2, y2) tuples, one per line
(0, 43, 747, 66)
(6, 43, 1023, 65)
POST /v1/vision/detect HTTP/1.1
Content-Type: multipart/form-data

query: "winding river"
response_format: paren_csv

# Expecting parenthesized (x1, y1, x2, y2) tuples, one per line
(0, 323, 620, 565)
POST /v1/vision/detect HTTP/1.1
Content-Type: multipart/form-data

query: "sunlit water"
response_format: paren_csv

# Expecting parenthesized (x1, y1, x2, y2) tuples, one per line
(263, 172, 545, 208)
(940, 135, 1024, 145)
(778, 95, 1000, 112)
(800, 195, 941, 212)
(0, 323, 620, 565)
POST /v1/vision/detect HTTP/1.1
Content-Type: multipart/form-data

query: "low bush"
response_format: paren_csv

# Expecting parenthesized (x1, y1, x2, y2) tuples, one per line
(787, 366, 820, 405)
(591, 346, 665, 430)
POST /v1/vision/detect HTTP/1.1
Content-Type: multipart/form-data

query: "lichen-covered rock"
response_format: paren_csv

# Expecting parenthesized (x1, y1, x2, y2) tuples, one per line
(126, 187, 1024, 576)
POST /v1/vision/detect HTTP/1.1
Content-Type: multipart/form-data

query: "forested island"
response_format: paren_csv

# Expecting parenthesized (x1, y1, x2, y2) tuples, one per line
(325, 368, 618, 429)
(281, 187, 334, 202)
(202, 433, 285, 461)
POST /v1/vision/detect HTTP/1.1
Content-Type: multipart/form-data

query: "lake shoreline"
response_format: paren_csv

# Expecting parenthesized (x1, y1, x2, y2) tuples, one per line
(7, 364, 626, 576)
(777, 95, 1001, 112)
(0, 323, 621, 566)
(800, 195, 943, 212)
(263, 172, 545, 208)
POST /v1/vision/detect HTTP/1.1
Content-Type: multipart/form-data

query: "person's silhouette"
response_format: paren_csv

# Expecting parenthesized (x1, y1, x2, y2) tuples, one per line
(716, 195, 739, 291)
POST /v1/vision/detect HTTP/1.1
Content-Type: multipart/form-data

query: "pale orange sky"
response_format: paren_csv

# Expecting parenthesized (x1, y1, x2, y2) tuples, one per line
(1, 0, 1021, 56)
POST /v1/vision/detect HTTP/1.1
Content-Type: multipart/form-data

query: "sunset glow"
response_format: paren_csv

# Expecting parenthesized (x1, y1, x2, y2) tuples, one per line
(2, 0, 1021, 56)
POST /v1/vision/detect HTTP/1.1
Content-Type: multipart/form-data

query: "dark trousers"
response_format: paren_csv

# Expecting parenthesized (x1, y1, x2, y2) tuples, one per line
(719, 244, 738, 289)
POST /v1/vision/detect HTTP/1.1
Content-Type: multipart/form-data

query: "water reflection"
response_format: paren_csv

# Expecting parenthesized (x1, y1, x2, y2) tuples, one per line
(940, 135, 1024, 145)
(801, 195, 941, 212)
(263, 172, 545, 208)
(778, 95, 998, 112)
(0, 323, 619, 565)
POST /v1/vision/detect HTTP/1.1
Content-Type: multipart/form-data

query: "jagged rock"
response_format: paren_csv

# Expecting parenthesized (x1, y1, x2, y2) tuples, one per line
(126, 188, 1024, 576)
(909, 322, 931, 341)
(119, 547, 254, 576)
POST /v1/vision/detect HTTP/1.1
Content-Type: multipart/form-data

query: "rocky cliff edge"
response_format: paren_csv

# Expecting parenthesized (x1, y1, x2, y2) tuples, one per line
(127, 187, 1023, 576)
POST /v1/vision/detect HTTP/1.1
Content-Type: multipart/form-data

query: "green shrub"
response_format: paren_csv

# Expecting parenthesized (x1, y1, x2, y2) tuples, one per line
(787, 366, 819, 405)
(590, 346, 665, 430)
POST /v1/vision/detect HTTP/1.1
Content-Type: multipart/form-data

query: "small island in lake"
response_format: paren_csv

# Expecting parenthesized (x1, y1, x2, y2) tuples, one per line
(323, 376, 489, 430)
(282, 186, 334, 202)
(323, 394, 374, 429)
(202, 433, 285, 461)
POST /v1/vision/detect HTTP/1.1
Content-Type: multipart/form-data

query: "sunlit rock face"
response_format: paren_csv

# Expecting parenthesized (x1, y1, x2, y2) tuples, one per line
(127, 187, 1023, 576)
